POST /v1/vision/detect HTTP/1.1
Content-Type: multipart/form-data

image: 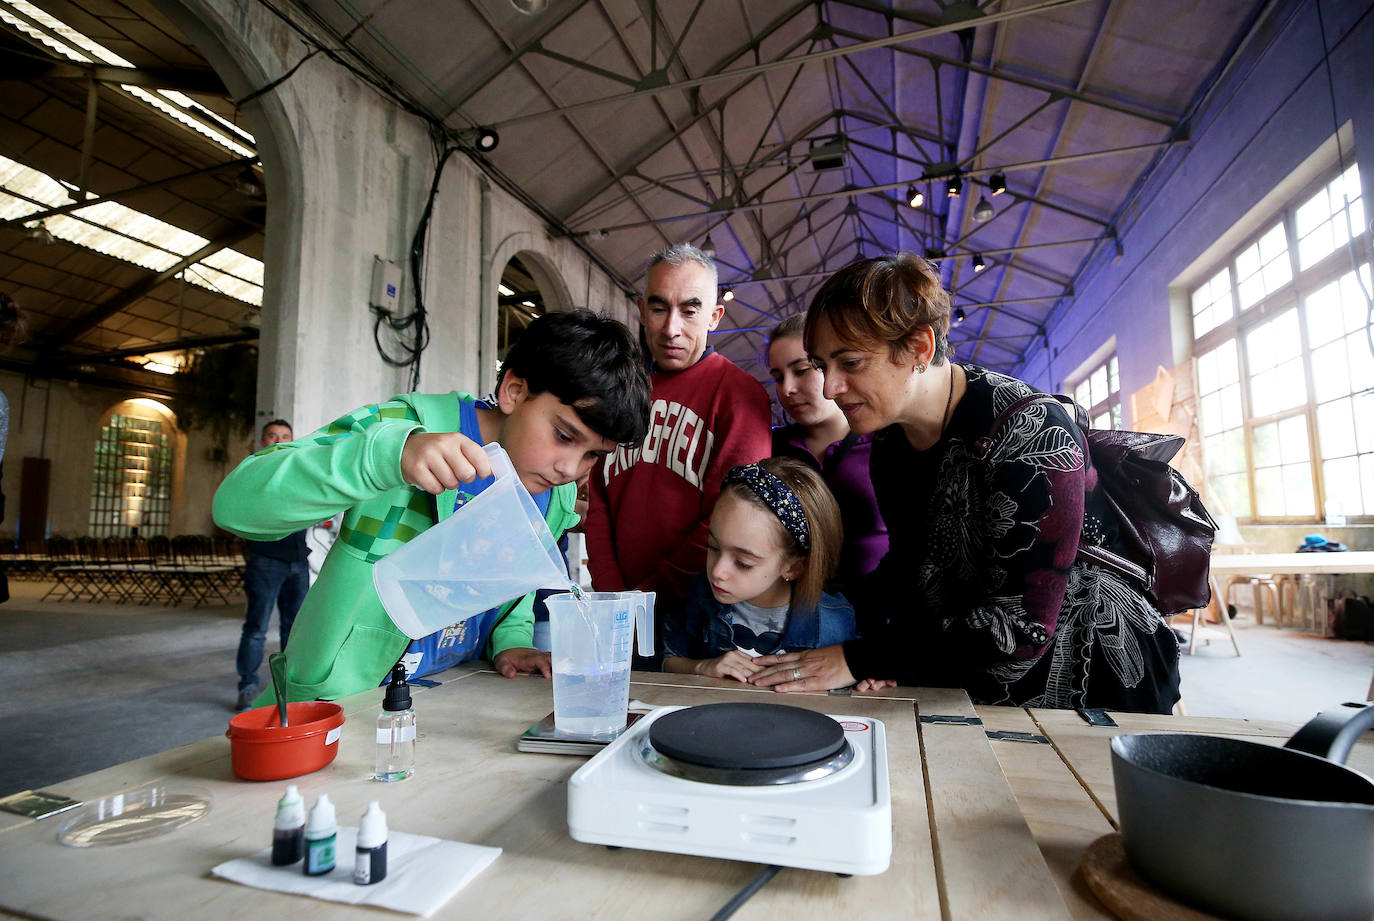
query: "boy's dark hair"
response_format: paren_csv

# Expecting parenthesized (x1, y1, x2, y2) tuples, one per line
(262, 418, 292, 436)
(497, 309, 651, 445)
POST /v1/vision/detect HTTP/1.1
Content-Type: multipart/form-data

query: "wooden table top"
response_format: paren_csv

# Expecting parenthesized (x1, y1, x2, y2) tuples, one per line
(0, 669, 1369, 921)
(1208, 550, 1374, 575)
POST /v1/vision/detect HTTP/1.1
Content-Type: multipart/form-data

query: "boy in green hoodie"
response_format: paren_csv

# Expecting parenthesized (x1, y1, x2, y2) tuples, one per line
(213, 310, 652, 703)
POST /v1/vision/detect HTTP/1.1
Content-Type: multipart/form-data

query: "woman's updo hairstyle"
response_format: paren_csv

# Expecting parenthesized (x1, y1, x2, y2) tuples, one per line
(803, 252, 952, 365)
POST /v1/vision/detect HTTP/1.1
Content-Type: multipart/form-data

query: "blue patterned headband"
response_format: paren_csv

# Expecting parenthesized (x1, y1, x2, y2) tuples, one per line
(723, 463, 810, 553)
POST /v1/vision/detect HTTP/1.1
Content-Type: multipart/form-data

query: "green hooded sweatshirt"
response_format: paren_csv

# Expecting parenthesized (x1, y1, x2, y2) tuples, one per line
(212, 391, 577, 702)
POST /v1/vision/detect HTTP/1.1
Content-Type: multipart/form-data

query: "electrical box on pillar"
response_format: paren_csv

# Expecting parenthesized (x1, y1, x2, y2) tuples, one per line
(370, 258, 401, 314)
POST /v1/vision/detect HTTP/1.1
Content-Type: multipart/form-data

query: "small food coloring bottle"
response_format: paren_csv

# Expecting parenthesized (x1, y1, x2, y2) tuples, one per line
(271, 784, 305, 866)
(353, 801, 388, 885)
(375, 664, 416, 782)
(303, 793, 337, 876)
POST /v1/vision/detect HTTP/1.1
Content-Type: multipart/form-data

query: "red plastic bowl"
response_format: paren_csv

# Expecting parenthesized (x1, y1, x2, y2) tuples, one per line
(225, 702, 345, 781)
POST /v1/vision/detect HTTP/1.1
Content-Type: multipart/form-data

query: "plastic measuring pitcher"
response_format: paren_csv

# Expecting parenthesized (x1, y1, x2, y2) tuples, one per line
(545, 591, 654, 739)
(373, 443, 573, 639)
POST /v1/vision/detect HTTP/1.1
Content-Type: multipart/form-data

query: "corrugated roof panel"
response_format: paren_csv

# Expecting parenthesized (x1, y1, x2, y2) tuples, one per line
(1, 155, 263, 305)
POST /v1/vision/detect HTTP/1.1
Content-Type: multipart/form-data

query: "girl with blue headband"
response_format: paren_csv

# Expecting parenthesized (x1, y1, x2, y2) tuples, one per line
(661, 457, 857, 683)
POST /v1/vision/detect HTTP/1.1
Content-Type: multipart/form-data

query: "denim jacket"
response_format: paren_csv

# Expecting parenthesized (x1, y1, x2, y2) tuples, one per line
(663, 572, 859, 660)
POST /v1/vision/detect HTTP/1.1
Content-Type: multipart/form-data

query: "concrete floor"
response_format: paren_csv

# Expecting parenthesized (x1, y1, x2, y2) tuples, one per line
(0, 581, 1370, 798)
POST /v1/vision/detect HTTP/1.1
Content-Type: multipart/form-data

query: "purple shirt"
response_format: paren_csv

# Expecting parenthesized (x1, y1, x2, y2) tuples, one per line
(772, 425, 889, 592)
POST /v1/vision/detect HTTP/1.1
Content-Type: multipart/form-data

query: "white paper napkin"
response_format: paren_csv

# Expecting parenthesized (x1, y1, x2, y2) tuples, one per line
(212, 825, 501, 917)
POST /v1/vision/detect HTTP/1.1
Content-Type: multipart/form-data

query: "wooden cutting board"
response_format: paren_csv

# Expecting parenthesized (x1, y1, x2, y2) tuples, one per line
(1080, 833, 1228, 921)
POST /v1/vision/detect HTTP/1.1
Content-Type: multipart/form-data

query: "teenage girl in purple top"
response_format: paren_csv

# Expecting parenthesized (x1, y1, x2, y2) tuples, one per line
(768, 315, 889, 593)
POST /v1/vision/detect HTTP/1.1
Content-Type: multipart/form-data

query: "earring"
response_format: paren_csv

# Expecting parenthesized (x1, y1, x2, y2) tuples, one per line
(916, 362, 927, 373)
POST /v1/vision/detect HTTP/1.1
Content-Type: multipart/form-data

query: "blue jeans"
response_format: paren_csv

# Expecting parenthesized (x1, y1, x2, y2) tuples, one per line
(236, 553, 310, 691)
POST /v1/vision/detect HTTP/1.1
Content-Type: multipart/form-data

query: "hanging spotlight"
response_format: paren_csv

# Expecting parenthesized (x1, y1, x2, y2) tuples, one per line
(954, 307, 967, 324)
(972, 195, 994, 223)
(945, 176, 962, 198)
(972, 253, 986, 272)
(474, 127, 500, 152)
(25, 221, 55, 245)
(1113, 237, 1125, 263)
(233, 166, 263, 199)
(701, 233, 716, 257)
(721, 287, 734, 302)
(905, 184, 924, 209)
(511, 0, 548, 13)
(989, 172, 1007, 196)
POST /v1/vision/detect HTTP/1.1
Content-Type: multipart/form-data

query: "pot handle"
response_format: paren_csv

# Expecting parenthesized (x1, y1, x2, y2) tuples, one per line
(1283, 702, 1374, 764)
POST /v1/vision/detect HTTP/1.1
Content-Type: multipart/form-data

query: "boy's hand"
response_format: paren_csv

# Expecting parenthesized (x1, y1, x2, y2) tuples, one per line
(401, 432, 492, 494)
(493, 647, 551, 679)
(695, 650, 763, 683)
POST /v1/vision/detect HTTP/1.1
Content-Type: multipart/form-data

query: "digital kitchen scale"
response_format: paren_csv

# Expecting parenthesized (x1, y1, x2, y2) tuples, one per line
(567, 702, 892, 875)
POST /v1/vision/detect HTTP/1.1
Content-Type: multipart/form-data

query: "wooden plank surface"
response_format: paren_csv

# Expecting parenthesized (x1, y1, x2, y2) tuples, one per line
(1028, 708, 1374, 819)
(917, 695, 1072, 921)
(1207, 551, 1374, 575)
(977, 707, 1115, 921)
(0, 674, 986, 921)
(8, 668, 1360, 921)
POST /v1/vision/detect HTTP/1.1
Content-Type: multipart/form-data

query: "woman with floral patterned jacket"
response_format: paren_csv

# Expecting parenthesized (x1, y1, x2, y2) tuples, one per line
(748, 253, 1181, 713)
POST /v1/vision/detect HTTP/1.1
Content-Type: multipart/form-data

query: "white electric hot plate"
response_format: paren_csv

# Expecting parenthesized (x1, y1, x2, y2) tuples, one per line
(567, 702, 892, 875)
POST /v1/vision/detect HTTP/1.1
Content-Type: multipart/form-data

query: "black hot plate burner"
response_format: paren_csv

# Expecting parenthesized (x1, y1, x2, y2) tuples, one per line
(642, 702, 854, 786)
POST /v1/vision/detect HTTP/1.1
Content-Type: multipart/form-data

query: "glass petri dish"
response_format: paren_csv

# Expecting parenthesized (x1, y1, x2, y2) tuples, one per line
(57, 785, 212, 848)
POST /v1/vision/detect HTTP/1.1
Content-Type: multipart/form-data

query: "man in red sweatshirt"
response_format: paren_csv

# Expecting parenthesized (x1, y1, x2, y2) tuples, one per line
(584, 243, 772, 651)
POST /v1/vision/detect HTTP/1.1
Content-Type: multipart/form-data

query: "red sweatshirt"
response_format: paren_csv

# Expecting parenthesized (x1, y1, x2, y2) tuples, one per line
(584, 350, 772, 609)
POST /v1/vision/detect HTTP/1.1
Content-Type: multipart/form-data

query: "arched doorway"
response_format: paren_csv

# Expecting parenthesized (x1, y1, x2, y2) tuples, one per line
(496, 256, 545, 363)
(493, 249, 574, 375)
(90, 399, 179, 537)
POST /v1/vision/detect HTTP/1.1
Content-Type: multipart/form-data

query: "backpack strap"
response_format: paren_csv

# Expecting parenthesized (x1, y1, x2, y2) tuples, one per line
(971, 389, 1152, 589)
(972, 392, 1063, 459)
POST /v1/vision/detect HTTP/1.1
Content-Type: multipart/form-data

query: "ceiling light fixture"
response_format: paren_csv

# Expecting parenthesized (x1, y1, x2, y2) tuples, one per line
(989, 172, 1007, 195)
(721, 288, 734, 302)
(511, 0, 548, 14)
(701, 234, 716, 257)
(945, 176, 962, 198)
(25, 221, 55, 245)
(906, 184, 924, 209)
(233, 167, 263, 199)
(1113, 237, 1125, 263)
(954, 307, 967, 324)
(972, 253, 986, 272)
(972, 195, 994, 223)
(474, 127, 500, 152)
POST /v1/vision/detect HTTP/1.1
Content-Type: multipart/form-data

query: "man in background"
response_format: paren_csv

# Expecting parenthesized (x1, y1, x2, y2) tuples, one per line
(583, 244, 771, 655)
(234, 419, 310, 709)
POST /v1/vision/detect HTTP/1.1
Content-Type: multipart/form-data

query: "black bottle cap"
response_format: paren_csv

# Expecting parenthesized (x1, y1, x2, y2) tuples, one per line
(383, 664, 412, 711)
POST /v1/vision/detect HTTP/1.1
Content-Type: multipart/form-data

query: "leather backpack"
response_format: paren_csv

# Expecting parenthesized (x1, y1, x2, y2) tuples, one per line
(977, 393, 1218, 615)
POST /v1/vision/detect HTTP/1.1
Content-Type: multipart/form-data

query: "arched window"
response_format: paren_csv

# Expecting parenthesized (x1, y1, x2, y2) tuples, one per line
(90, 407, 174, 536)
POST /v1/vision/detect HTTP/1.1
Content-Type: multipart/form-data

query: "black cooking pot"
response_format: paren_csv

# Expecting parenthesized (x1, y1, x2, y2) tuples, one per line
(1111, 702, 1374, 921)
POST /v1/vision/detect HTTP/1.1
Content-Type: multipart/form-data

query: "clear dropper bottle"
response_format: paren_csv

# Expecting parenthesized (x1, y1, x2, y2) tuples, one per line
(375, 664, 415, 782)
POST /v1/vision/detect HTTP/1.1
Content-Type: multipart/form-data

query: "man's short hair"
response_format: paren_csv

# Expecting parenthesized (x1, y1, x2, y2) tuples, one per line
(262, 419, 292, 437)
(644, 243, 718, 294)
(496, 310, 651, 445)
